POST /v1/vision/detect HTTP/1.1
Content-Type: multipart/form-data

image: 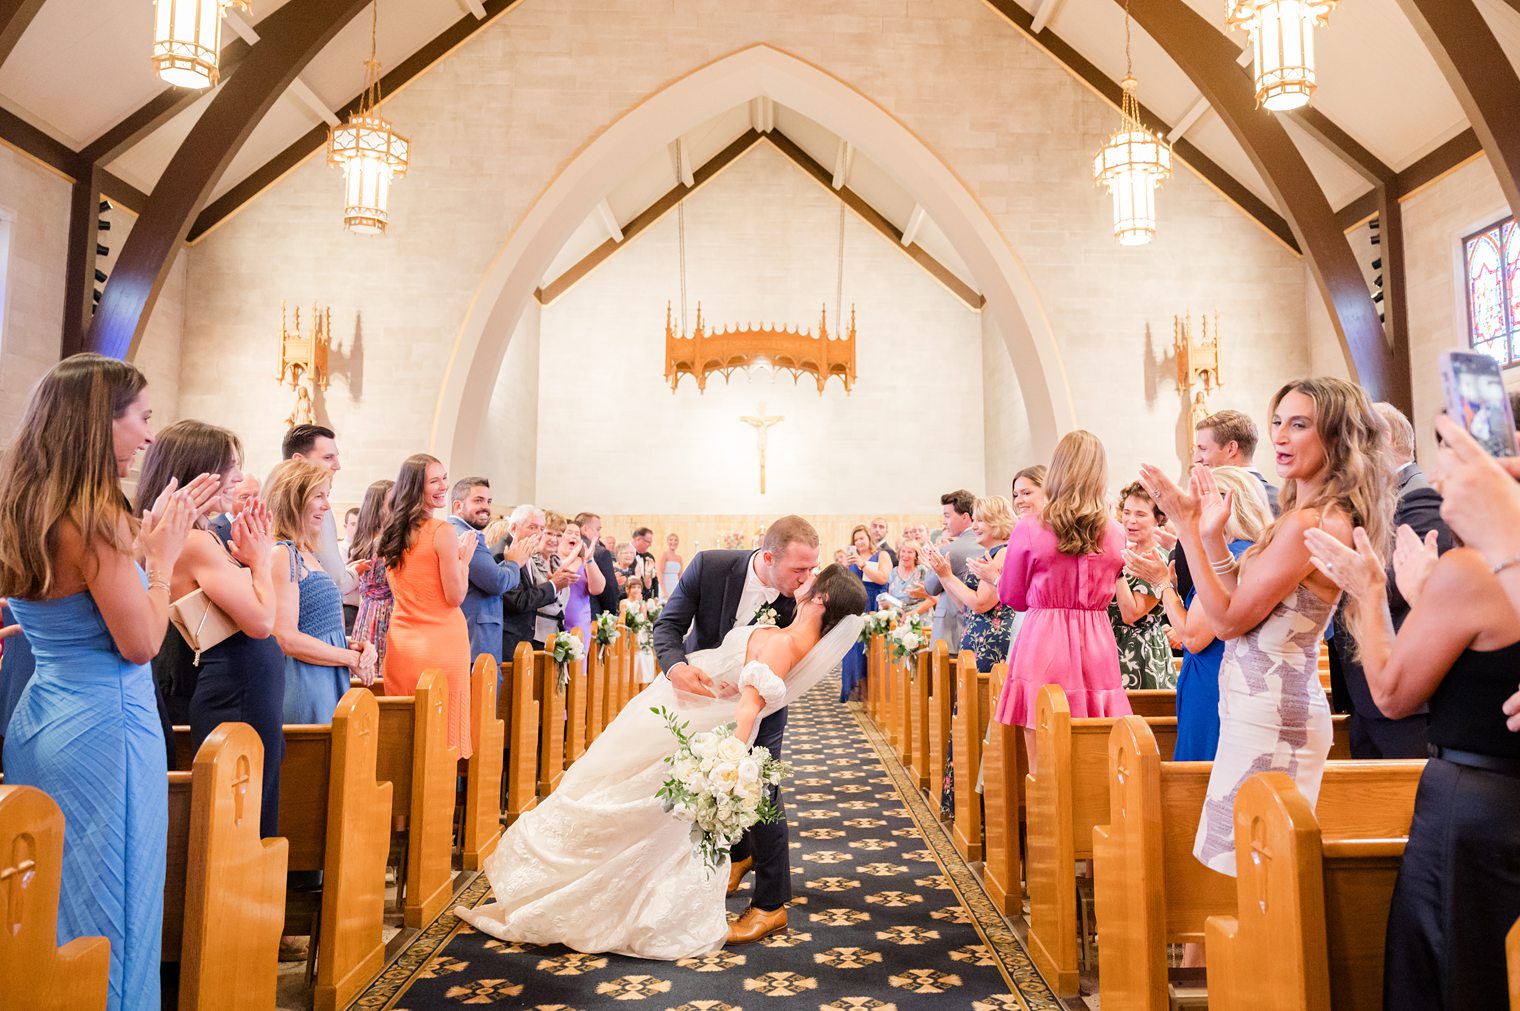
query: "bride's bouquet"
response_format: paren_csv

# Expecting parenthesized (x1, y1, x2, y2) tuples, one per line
(652, 707, 790, 871)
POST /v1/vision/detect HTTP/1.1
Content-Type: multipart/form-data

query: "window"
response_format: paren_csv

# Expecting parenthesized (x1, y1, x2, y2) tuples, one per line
(1464, 216, 1520, 367)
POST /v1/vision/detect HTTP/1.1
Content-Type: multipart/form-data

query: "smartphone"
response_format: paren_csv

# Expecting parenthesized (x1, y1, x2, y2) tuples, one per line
(1439, 350, 1518, 457)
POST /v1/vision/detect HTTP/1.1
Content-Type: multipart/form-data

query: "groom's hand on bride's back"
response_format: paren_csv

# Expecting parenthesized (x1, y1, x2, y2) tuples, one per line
(667, 662, 716, 698)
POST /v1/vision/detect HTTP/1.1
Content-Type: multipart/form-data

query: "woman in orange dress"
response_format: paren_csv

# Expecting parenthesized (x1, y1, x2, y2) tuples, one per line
(379, 453, 476, 757)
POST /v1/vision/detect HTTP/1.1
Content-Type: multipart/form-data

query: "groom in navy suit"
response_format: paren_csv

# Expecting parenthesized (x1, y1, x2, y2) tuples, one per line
(653, 515, 821, 944)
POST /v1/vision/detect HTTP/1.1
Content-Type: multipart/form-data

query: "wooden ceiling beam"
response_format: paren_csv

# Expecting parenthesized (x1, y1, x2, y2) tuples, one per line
(1118, 0, 1404, 410)
(1287, 107, 1394, 188)
(1334, 128, 1483, 231)
(1394, 0, 1520, 223)
(80, 0, 373, 360)
(981, 0, 1298, 252)
(0, 0, 44, 70)
(187, 0, 527, 243)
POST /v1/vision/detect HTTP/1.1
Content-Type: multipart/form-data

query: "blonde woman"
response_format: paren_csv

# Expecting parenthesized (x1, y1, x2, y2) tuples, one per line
(994, 431, 1131, 769)
(1124, 466, 1271, 761)
(1139, 377, 1393, 875)
(267, 460, 375, 723)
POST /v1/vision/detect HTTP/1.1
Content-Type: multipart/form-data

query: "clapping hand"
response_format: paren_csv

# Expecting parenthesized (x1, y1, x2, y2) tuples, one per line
(1154, 525, 1179, 552)
(139, 477, 195, 571)
(457, 530, 478, 562)
(505, 532, 540, 567)
(228, 499, 274, 573)
(1122, 548, 1170, 588)
(1391, 524, 1440, 608)
(182, 472, 223, 518)
(1137, 464, 1198, 528)
(967, 553, 1002, 581)
(920, 542, 952, 578)
(1193, 466, 1233, 543)
(1304, 525, 1385, 601)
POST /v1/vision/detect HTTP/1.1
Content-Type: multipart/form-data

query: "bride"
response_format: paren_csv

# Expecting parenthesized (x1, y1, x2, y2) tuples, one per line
(456, 564, 867, 959)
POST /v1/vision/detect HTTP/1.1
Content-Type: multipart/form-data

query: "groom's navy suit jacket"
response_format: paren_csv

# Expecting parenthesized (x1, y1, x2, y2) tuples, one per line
(653, 549, 796, 674)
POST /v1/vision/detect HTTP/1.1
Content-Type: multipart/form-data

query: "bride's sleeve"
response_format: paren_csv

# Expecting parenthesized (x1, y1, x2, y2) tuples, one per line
(738, 661, 787, 709)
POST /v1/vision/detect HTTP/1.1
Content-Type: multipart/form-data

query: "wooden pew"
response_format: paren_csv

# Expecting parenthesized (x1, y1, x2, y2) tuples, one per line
(373, 670, 458, 929)
(1092, 717, 1422, 1011)
(1026, 684, 1179, 996)
(1127, 689, 1176, 719)
(564, 629, 588, 766)
(280, 688, 391, 1011)
(951, 656, 990, 861)
(587, 639, 608, 744)
(906, 644, 934, 790)
(164, 723, 288, 1011)
(461, 655, 505, 870)
(504, 642, 540, 824)
(0, 785, 111, 1011)
(1206, 770, 1420, 1011)
(981, 664, 1025, 916)
(926, 645, 956, 809)
(538, 647, 567, 795)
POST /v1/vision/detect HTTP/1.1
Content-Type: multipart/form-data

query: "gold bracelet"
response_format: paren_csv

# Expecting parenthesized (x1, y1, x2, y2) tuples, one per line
(146, 569, 171, 593)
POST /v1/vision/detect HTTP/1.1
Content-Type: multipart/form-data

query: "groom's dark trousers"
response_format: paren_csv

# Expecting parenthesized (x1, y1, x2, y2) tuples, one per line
(654, 549, 796, 911)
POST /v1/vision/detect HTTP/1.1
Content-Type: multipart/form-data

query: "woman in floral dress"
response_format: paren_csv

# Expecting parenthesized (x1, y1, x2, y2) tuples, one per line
(1109, 481, 1174, 690)
(348, 479, 395, 670)
(922, 495, 1017, 816)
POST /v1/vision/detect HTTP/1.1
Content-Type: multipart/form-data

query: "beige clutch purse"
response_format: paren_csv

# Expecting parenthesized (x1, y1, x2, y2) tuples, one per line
(168, 588, 239, 666)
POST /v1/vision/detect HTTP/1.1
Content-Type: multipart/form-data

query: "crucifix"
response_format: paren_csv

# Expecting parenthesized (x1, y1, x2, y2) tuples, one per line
(740, 402, 784, 494)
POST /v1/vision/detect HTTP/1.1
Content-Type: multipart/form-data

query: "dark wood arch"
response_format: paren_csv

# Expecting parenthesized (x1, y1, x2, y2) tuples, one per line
(1118, 0, 1406, 411)
(0, 0, 44, 69)
(77, 0, 371, 360)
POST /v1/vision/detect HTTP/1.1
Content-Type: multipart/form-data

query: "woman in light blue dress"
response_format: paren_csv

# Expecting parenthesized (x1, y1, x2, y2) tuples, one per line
(265, 460, 374, 722)
(0, 354, 203, 1011)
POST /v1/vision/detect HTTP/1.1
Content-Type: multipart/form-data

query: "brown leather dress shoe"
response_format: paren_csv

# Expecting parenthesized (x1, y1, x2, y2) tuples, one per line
(726, 905, 788, 945)
(726, 855, 753, 896)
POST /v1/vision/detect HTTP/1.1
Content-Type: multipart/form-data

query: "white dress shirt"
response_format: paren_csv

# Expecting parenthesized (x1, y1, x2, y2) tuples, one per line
(733, 551, 780, 628)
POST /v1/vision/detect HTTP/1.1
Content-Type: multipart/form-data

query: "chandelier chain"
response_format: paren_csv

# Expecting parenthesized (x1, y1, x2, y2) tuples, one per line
(678, 200, 688, 337)
(1123, 0, 1133, 79)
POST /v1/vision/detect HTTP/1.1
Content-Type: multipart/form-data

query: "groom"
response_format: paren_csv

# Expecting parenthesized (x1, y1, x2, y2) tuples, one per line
(653, 515, 821, 944)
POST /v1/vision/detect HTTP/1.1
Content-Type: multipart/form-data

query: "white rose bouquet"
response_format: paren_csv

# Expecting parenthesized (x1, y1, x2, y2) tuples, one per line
(887, 613, 930, 661)
(550, 630, 585, 692)
(858, 608, 894, 645)
(592, 611, 621, 646)
(646, 598, 663, 622)
(652, 706, 790, 871)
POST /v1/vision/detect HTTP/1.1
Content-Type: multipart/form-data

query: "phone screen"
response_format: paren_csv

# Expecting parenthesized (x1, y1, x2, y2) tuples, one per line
(1440, 350, 1518, 457)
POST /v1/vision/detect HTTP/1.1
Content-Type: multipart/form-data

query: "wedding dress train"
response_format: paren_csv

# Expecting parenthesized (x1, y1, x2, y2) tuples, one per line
(456, 616, 861, 959)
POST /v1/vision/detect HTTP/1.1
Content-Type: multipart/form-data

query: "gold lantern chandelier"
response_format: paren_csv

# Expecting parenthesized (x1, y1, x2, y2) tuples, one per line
(326, 2, 409, 235)
(1226, 1, 1339, 112)
(1092, 0, 1172, 247)
(152, 0, 247, 90)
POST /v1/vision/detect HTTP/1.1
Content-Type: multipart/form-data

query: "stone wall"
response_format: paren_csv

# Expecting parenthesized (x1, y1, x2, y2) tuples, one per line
(0, 148, 68, 437)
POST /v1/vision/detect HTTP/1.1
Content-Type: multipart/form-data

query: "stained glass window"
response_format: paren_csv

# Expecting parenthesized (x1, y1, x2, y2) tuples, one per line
(1465, 217, 1520, 366)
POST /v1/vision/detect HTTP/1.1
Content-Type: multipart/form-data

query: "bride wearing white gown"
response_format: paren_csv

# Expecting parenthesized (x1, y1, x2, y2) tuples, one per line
(456, 565, 867, 959)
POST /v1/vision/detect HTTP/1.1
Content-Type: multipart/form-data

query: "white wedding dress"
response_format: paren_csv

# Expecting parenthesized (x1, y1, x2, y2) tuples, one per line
(456, 615, 862, 959)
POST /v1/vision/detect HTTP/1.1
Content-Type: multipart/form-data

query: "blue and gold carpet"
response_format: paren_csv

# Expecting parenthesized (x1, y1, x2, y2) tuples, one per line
(349, 678, 1061, 1009)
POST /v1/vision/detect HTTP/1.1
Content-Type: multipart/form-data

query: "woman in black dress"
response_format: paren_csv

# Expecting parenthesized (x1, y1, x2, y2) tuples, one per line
(1307, 509, 1520, 1010)
(138, 421, 286, 837)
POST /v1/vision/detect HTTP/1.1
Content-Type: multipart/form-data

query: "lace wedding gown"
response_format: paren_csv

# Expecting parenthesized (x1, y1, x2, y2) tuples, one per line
(456, 616, 862, 959)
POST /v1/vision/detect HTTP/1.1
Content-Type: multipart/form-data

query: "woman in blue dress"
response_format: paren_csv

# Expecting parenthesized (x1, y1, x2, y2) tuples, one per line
(0, 353, 206, 1011)
(1122, 466, 1273, 760)
(840, 524, 890, 701)
(137, 420, 287, 837)
(265, 460, 375, 722)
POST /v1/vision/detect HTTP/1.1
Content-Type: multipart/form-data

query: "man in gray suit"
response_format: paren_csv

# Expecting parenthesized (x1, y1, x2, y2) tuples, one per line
(921, 489, 980, 648)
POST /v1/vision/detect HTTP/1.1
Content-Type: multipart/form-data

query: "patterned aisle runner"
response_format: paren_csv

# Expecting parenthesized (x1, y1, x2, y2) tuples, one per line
(352, 676, 1062, 1009)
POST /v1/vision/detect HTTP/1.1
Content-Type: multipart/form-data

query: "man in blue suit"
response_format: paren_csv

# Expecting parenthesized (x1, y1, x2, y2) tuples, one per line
(448, 477, 534, 667)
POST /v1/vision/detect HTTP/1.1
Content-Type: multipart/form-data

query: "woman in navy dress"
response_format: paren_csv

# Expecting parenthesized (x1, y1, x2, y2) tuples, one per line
(840, 524, 890, 701)
(0, 354, 204, 1011)
(1124, 467, 1272, 760)
(137, 420, 286, 837)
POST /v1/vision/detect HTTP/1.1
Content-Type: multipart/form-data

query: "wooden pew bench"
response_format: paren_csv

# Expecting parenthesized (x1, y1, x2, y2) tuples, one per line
(1026, 684, 1180, 996)
(1093, 716, 1422, 1011)
(1206, 770, 1420, 1011)
(951, 657, 992, 861)
(278, 688, 392, 1011)
(461, 655, 505, 870)
(163, 723, 287, 1011)
(0, 785, 111, 1010)
(372, 670, 458, 929)
(503, 643, 542, 823)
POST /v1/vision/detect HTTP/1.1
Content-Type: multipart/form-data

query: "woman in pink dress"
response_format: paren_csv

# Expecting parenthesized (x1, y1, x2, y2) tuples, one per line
(994, 430, 1131, 770)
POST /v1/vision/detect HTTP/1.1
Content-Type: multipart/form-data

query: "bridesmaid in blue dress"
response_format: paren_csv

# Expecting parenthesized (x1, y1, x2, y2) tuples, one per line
(840, 524, 889, 701)
(136, 420, 286, 837)
(265, 460, 374, 722)
(0, 354, 207, 1011)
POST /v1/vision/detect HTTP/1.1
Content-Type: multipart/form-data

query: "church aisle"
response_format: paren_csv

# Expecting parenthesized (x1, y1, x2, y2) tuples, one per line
(352, 676, 1062, 1009)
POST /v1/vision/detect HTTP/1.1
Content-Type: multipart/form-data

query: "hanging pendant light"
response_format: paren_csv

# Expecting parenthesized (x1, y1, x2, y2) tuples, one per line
(326, 2, 409, 235)
(1092, 2, 1172, 247)
(1226, 1, 1338, 112)
(152, 0, 245, 89)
